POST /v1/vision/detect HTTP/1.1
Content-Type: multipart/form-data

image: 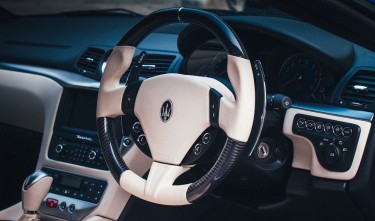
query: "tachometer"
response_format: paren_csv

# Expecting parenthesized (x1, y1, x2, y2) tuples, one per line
(278, 53, 321, 100)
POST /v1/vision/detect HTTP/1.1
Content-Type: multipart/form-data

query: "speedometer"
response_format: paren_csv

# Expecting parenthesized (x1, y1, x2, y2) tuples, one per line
(278, 53, 321, 100)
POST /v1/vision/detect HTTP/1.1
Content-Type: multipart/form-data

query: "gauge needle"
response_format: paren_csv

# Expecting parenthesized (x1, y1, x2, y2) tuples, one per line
(280, 74, 302, 88)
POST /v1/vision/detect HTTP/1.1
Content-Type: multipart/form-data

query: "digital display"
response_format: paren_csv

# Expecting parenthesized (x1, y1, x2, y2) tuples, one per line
(59, 175, 82, 190)
(68, 92, 98, 132)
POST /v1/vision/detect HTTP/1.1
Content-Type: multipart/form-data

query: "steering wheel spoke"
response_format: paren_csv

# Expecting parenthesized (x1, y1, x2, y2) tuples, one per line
(120, 161, 191, 205)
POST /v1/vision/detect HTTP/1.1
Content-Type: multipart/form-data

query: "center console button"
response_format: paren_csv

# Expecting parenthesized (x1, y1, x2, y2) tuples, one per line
(46, 198, 58, 208)
(88, 151, 97, 160)
(68, 204, 75, 213)
(324, 123, 333, 134)
(333, 125, 343, 136)
(55, 144, 64, 154)
(315, 122, 324, 132)
(306, 120, 315, 130)
(297, 118, 306, 128)
(59, 202, 67, 211)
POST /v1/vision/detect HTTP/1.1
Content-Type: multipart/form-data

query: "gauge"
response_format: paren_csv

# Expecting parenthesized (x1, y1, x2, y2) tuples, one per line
(278, 53, 321, 100)
(196, 65, 212, 77)
(212, 52, 228, 77)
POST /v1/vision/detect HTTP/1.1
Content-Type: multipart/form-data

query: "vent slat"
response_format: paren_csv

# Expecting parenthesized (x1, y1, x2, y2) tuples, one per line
(124, 54, 176, 76)
(342, 70, 375, 105)
(76, 47, 105, 75)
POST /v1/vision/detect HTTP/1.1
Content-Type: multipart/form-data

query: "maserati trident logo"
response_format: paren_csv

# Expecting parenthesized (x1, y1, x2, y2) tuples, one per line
(161, 100, 173, 123)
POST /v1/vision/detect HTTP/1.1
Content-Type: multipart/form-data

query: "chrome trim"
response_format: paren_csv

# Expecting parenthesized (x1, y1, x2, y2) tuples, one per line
(177, 7, 184, 22)
(352, 85, 368, 93)
(292, 102, 373, 122)
(142, 64, 155, 70)
(23, 170, 50, 190)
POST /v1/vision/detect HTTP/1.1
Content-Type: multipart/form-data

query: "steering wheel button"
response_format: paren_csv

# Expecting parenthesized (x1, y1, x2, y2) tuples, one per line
(137, 134, 147, 146)
(132, 122, 142, 133)
(193, 143, 202, 155)
(315, 122, 324, 132)
(333, 125, 343, 136)
(202, 133, 211, 144)
(324, 123, 333, 134)
(296, 118, 306, 128)
(343, 127, 352, 137)
(306, 120, 315, 130)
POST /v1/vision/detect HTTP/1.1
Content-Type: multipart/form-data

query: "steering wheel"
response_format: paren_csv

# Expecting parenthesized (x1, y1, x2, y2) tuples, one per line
(96, 8, 259, 206)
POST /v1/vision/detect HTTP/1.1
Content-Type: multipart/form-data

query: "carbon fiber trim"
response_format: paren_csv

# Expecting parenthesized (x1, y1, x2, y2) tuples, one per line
(97, 117, 128, 182)
(186, 137, 246, 203)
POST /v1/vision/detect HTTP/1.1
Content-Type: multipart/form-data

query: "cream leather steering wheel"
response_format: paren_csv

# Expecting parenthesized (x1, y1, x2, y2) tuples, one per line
(96, 8, 258, 206)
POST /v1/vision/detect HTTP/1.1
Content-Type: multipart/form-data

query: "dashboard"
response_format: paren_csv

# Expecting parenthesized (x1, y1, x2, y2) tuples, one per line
(1, 11, 375, 221)
(184, 39, 337, 103)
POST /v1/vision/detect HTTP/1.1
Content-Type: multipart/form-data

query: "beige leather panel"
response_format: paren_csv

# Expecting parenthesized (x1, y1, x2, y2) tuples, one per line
(284, 108, 372, 180)
(134, 74, 212, 165)
(0, 69, 63, 133)
(97, 46, 135, 118)
(84, 216, 113, 221)
(120, 162, 191, 205)
(219, 55, 255, 142)
(0, 202, 23, 221)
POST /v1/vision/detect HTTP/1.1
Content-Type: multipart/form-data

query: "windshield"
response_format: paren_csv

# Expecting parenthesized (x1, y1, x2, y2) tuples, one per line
(0, 0, 247, 16)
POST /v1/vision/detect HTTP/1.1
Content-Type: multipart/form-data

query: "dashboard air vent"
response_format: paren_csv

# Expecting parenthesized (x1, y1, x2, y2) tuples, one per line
(76, 47, 105, 77)
(342, 70, 375, 108)
(124, 54, 176, 76)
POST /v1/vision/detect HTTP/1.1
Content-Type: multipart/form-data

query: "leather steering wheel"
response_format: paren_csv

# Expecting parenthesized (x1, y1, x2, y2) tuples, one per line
(96, 8, 258, 205)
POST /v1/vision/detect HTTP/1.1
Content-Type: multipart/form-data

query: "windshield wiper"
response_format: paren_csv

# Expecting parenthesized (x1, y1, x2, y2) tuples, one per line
(59, 8, 143, 16)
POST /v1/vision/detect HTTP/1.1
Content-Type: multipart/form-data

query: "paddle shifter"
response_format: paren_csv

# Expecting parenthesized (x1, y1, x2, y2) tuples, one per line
(19, 171, 53, 221)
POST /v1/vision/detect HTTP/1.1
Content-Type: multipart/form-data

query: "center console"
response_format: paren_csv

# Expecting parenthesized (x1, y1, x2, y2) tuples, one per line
(39, 168, 107, 221)
(41, 89, 112, 220)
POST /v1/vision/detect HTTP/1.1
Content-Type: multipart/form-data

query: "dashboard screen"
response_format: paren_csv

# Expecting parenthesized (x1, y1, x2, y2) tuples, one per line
(68, 92, 98, 132)
(59, 175, 82, 190)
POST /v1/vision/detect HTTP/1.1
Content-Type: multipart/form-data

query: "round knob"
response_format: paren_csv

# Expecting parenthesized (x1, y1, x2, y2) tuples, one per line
(55, 144, 63, 154)
(323, 144, 341, 166)
(88, 151, 97, 160)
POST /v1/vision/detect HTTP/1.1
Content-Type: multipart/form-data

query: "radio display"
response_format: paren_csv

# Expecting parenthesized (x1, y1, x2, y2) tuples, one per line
(59, 175, 82, 190)
(68, 92, 97, 132)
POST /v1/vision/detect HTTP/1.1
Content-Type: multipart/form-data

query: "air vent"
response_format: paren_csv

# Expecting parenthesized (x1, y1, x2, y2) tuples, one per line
(342, 70, 375, 108)
(124, 54, 176, 77)
(76, 47, 105, 77)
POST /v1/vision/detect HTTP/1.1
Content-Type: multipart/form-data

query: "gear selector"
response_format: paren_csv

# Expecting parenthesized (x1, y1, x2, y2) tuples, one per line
(19, 171, 53, 221)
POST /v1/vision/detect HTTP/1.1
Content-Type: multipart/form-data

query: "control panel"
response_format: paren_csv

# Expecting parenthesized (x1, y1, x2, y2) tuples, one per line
(292, 114, 360, 172)
(39, 168, 107, 220)
(48, 132, 107, 170)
